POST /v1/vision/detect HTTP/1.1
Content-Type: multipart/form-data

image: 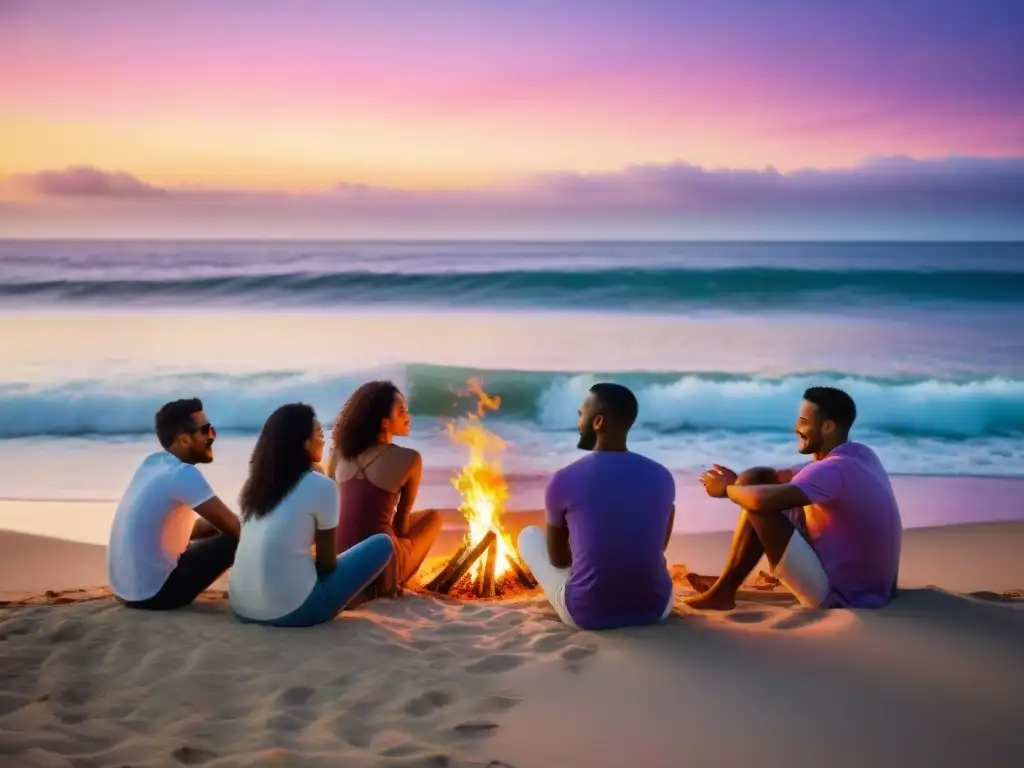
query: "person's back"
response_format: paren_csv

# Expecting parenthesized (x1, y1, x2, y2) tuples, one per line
(792, 441, 902, 608)
(230, 471, 338, 622)
(228, 403, 393, 627)
(108, 450, 214, 601)
(548, 451, 675, 630)
(329, 381, 442, 598)
(335, 449, 401, 552)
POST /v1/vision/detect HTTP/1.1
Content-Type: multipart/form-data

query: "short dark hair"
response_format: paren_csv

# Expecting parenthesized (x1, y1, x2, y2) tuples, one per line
(332, 380, 403, 460)
(803, 387, 857, 432)
(589, 382, 639, 430)
(155, 398, 203, 449)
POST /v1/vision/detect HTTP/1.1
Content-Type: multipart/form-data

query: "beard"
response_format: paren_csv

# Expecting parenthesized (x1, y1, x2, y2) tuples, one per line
(577, 420, 597, 451)
(796, 434, 819, 455)
(192, 440, 215, 463)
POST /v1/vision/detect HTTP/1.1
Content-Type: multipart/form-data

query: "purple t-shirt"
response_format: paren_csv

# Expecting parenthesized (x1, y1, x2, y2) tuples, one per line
(791, 442, 903, 609)
(545, 451, 675, 630)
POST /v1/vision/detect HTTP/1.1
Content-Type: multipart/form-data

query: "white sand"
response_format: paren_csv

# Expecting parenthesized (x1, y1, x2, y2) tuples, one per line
(2, 517, 1024, 767)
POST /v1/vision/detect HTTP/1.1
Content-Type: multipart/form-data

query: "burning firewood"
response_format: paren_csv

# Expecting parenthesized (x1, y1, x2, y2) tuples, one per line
(425, 528, 536, 598)
(423, 536, 471, 593)
(477, 535, 498, 598)
(427, 379, 539, 599)
(505, 547, 538, 589)
(428, 530, 496, 595)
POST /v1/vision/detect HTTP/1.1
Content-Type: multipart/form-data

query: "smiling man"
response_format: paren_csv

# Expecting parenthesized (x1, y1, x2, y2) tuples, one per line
(108, 398, 242, 610)
(687, 387, 903, 611)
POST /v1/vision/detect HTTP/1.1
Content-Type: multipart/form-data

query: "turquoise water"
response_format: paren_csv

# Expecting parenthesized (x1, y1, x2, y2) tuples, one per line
(0, 240, 1022, 502)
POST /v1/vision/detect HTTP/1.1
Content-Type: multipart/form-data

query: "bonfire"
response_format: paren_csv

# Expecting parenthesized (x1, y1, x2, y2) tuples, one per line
(424, 379, 537, 598)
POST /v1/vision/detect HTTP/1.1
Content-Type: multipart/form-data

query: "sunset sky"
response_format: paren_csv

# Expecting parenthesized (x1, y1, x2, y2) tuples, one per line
(2, 0, 1023, 238)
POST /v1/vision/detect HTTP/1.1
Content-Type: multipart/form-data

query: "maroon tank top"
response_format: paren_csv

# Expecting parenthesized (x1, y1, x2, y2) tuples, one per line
(334, 449, 403, 593)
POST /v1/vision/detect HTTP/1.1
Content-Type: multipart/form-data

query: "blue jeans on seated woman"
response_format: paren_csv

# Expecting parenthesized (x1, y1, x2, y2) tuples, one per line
(239, 534, 394, 628)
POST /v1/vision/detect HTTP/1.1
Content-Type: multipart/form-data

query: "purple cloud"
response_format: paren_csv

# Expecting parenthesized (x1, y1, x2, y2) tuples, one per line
(5, 157, 1024, 239)
(24, 166, 167, 199)
(16, 157, 1024, 214)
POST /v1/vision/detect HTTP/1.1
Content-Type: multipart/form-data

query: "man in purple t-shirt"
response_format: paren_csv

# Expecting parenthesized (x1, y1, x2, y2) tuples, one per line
(687, 386, 902, 611)
(517, 383, 676, 630)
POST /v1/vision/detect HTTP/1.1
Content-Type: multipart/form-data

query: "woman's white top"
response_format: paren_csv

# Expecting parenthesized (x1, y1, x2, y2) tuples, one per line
(228, 471, 339, 621)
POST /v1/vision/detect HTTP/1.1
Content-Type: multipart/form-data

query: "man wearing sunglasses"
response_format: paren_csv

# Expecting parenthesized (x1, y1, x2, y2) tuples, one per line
(108, 398, 241, 610)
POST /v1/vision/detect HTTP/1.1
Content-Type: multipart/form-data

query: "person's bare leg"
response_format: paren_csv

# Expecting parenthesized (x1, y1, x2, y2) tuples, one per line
(399, 510, 443, 584)
(685, 467, 781, 611)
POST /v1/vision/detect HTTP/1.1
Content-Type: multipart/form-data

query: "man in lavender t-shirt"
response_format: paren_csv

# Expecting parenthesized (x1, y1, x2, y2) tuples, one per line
(517, 383, 676, 630)
(687, 386, 902, 611)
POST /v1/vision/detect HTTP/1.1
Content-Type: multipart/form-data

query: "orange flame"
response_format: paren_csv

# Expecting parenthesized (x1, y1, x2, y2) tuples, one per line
(447, 378, 515, 580)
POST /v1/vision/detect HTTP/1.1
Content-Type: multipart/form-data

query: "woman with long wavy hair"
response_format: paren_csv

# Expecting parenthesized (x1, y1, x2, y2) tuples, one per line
(327, 381, 442, 601)
(229, 403, 394, 626)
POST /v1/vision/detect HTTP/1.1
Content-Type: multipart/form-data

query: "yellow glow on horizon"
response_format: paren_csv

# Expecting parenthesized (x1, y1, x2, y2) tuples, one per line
(0, 104, 935, 197)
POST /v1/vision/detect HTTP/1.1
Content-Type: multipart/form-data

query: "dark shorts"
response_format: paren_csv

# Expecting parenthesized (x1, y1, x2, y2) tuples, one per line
(120, 532, 238, 610)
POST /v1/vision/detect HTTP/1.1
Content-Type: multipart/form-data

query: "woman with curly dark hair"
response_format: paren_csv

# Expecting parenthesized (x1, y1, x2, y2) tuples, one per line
(228, 403, 394, 626)
(327, 381, 442, 600)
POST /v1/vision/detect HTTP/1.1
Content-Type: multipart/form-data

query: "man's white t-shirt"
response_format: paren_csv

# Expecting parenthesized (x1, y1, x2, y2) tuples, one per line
(228, 471, 340, 622)
(107, 451, 216, 601)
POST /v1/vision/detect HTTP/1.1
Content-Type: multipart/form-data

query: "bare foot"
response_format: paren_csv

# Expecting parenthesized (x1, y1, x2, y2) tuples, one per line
(684, 589, 737, 611)
(683, 573, 717, 593)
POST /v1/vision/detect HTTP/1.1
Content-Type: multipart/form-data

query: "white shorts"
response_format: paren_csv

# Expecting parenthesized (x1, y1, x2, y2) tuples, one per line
(773, 532, 831, 608)
(517, 526, 674, 629)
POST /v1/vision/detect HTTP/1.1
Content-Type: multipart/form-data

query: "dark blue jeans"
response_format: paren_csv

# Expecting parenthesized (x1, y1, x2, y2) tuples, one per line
(237, 534, 394, 628)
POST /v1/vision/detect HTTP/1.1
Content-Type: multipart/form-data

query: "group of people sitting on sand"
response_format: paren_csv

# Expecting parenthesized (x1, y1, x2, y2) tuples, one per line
(107, 380, 903, 629)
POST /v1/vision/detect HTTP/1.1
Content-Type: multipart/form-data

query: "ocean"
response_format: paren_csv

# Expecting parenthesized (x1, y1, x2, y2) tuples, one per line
(1, 240, 1023, 537)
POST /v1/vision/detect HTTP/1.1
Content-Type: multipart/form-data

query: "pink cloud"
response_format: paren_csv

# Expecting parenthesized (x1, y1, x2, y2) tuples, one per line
(5, 156, 1023, 239)
(13, 157, 1024, 215)
(24, 166, 167, 198)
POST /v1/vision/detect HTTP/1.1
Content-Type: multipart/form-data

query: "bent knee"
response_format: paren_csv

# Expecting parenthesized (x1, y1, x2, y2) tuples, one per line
(737, 466, 780, 486)
(365, 533, 396, 560)
(517, 525, 543, 550)
(421, 509, 443, 532)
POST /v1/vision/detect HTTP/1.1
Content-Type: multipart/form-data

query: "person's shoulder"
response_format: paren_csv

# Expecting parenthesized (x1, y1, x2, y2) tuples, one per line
(140, 450, 175, 472)
(162, 453, 206, 485)
(833, 442, 881, 467)
(303, 469, 339, 494)
(552, 453, 591, 479)
(293, 470, 339, 511)
(847, 441, 879, 458)
(630, 451, 673, 478)
(394, 444, 422, 463)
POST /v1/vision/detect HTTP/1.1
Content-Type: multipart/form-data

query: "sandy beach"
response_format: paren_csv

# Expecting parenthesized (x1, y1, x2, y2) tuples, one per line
(3, 510, 1024, 767)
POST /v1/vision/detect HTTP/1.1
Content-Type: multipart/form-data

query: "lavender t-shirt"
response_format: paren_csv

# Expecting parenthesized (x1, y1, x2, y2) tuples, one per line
(545, 451, 675, 630)
(791, 442, 903, 608)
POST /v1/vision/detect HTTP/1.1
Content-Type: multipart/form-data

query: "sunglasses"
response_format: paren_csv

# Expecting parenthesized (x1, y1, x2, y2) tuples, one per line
(188, 423, 216, 438)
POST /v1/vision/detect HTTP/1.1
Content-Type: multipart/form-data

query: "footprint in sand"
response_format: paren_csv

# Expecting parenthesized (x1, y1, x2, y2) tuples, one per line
(379, 743, 425, 758)
(464, 654, 526, 675)
(55, 687, 91, 707)
(338, 723, 378, 749)
(171, 745, 217, 765)
(559, 644, 597, 662)
(725, 610, 772, 624)
(403, 689, 453, 717)
(481, 694, 521, 713)
(265, 712, 307, 733)
(389, 753, 453, 767)
(276, 685, 315, 707)
(559, 643, 598, 674)
(47, 621, 87, 643)
(326, 673, 357, 690)
(453, 718, 500, 738)
(526, 631, 571, 654)
(772, 611, 826, 631)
